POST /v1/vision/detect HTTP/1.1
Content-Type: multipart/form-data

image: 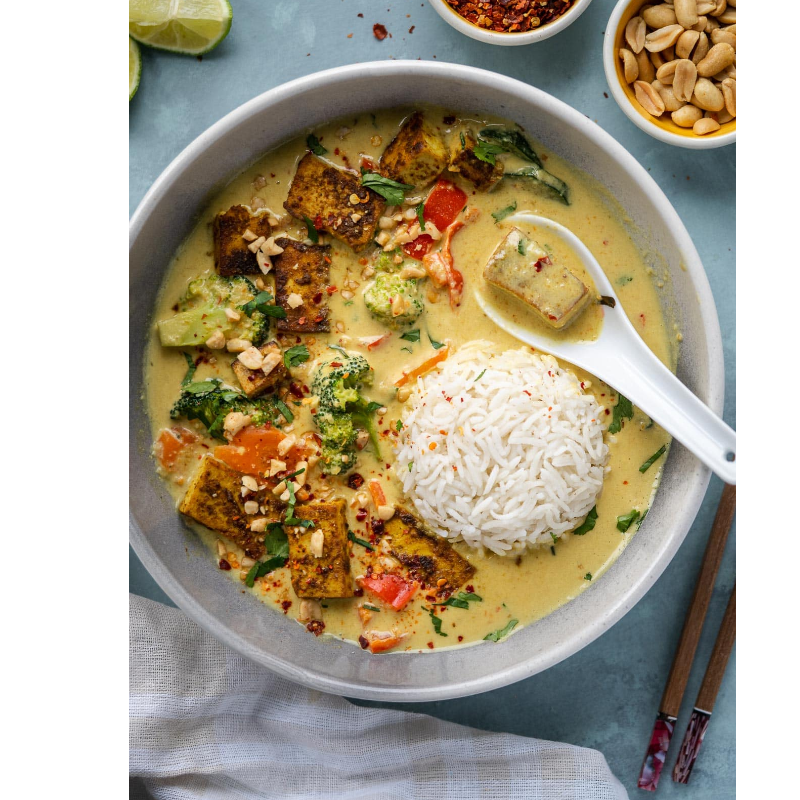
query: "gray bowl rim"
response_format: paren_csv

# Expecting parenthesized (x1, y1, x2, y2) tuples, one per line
(129, 60, 723, 701)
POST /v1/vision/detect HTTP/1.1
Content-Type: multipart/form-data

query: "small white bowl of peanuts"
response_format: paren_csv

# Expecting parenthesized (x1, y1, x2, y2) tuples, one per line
(603, 0, 735, 148)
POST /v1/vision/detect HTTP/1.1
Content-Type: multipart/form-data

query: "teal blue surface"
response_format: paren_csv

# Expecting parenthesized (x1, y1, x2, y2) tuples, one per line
(129, 2, 735, 796)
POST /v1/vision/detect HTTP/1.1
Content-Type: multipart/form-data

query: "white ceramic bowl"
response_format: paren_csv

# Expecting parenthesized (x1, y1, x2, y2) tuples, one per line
(430, 0, 594, 45)
(603, 0, 736, 149)
(130, 61, 723, 701)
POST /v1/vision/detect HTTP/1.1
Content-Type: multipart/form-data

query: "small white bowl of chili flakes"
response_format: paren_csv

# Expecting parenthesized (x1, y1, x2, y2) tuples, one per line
(430, 0, 594, 45)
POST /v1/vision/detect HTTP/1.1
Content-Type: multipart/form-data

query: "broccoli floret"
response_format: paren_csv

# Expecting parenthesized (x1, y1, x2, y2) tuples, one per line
(158, 275, 269, 347)
(310, 349, 382, 475)
(375, 250, 403, 273)
(363, 274, 423, 328)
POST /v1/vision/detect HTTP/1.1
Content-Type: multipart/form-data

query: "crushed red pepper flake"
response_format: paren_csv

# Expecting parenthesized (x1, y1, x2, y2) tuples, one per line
(373, 23, 389, 40)
(445, 0, 574, 33)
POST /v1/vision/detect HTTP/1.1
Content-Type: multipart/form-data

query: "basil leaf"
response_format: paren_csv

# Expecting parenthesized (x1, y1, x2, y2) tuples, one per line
(438, 596, 470, 610)
(573, 506, 597, 536)
(303, 216, 319, 244)
(284, 344, 310, 368)
(181, 352, 197, 387)
(428, 333, 445, 350)
(416, 202, 426, 231)
(347, 531, 375, 551)
(261, 305, 287, 319)
(183, 379, 220, 394)
(306, 133, 327, 156)
(400, 329, 421, 342)
(360, 171, 414, 205)
(639, 445, 666, 473)
(484, 619, 518, 642)
(491, 201, 517, 222)
(608, 393, 634, 434)
(274, 398, 294, 423)
(459, 591, 482, 602)
(616, 509, 641, 533)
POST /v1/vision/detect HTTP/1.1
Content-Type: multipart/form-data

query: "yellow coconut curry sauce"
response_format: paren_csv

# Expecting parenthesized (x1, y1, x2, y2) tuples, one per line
(145, 107, 676, 653)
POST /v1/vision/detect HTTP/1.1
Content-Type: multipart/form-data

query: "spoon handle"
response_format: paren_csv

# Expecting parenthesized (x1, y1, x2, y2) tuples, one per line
(593, 343, 735, 484)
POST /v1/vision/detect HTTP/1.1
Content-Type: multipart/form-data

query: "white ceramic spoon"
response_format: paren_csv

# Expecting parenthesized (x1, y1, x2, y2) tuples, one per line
(474, 213, 736, 484)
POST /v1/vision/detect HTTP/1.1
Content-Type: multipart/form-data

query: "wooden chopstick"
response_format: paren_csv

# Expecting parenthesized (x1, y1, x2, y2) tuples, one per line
(637, 483, 736, 792)
(672, 584, 736, 784)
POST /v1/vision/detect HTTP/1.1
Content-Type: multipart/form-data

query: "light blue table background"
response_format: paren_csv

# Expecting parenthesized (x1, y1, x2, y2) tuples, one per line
(129, 2, 735, 796)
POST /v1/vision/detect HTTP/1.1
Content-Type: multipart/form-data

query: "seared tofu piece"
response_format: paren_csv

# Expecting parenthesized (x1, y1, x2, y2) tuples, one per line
(272, 238, 331, 333)
(484, 228, 591, 330)
(287, 498, 354, 598)
(448, 129, 504, 190)
(213, 205, 272, 276)
(231, 340, 287, 399)
(380, 111, 449, 190)
(283, 154, 384, 251)
(384, 506, 476, 592)
(179, 456, 284, 560)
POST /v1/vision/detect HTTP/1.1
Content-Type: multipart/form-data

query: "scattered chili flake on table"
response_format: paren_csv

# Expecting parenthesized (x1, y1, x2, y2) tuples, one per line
(373, 23, 389, 40)
(446, 0, 574, 33)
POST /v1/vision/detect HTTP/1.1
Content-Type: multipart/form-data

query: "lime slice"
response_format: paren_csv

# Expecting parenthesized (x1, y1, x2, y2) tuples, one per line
(129, 0, 232, 56)
(129, 37, 142, 101)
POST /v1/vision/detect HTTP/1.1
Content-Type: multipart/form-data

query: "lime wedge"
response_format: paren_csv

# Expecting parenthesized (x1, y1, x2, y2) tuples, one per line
(129, 37, 142, 101)
(129, 0, 232, 56)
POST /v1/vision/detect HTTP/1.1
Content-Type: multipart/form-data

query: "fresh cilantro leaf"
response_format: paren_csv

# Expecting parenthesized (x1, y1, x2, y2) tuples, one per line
(181, 352, 197, 387)
(637, 509, 649, 529)
(245, 526, 290, 587)
(306, 133, 327, 155)
(347, 531, 375, 551)
(360, 171, 414, 205)
(400, 329, 421, 342)
(473, 140, 506, 165)
(484, 619, 518, 642)
(550, 532, 559, 545)
(573, 506, 597, 536)
(491, 201, 517, 222)
(617, 509, 641, 533)
(608, 393, 634, 434)
(426, 607, 448, 637)
(183, 379, 220, 394)
(396, 419, 403, 432)
(438, 596, 470, 610)
(241, 291, 287, 319)
(639, 445, 666, 473)
(459, 591, 482, 602)
(428, 333, 445, 350)
(416, 202, 426, 231)
(283, 344, 310, 369)
(401, 346, 412, 353)
(303, 216, 319, 244)
(584, 572, 593, 581)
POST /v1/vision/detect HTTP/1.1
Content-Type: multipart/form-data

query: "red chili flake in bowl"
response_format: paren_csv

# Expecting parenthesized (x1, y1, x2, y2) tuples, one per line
(373, 23, 389, 40)
(446, 0, 574, 33)
(348, 473, 365, 490)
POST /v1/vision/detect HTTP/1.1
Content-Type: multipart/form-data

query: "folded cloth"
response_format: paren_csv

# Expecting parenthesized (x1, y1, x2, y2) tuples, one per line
(130, 594, 627, 800)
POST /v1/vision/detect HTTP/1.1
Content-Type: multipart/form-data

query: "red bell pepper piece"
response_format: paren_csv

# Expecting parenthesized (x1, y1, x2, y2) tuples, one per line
(360, 574, 418, 611)
(423, 179, 468, 230)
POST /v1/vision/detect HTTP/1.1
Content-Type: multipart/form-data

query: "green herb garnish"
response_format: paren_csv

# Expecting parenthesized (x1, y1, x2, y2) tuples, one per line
(428, 333, 445, 350)
(584, 573, 593, 581)
(517, 238, 526, 255)
(183, 379, 220, 394)
(347, 531, 375, 551)
(303, 216, 319, 244)
(400, 329, 421, 342)
(617, 509, 641, 533)
(416, 202, 426, 231)
(241, 291, 287, 319)
(617, 275, 633, 285)
(363, 604, 381, 612)
(274, 398, 294, 423)
(491, 201, 517, 223)
(459, 131, 466, 149)
(484, 619, 518, 642)
(639, 445, 666, 473)
(474, 369, 486, 381)
(360, 170, 414, 205)
(408, 461, 413, 471)
(550, 546, 556, 556)
(245, 526, 290, 587)
(608, 393, 634, 434)
(426, 607, 448, 637)
(181, 352, 197, 387)
(396, 419, 403, 431)
(437, 591, 483, 610)
(473, 140, 506, 165)
(306, 133, 327, 156)
(573, 506, 597, 536)
(283, 344, 310, 369)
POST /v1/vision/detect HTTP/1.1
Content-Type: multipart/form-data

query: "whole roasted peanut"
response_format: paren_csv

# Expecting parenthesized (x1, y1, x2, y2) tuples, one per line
(718, 7, 735, 24)
(619, 48, 639, 83)
(692, 31, 710, 63)
(704, 16, 720, 32)
(642, 4, 678, 28)
(711, 0, 727, 15)
(674, 0, 698, 29)
(626, 16, 647, 53)
(721, 77, 736, 117)
(656, 59, 680, 84)
(676, 29, 700, 59)
(691, 77, 725, 111)
(634, 80, 666, 116)
(673, 59, 698, 103)
(662, 45, 676, 61)
(653, 80, 685, 112)
(650, 49, 668, 69)
(635, 48, 656, 82)
(672, 104, 704, 127)
(691, 16, 707, 32)
(715, 108, 734, 124)
(696, 42, 735, 77)
(710, 28, 735, 48)
(693, 117, 721, 135)
(645, 24, 684, 53)
(696, 1, 716, 13)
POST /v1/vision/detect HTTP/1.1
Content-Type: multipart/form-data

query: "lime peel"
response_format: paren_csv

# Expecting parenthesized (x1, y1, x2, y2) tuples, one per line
(129, 0, 232, 56)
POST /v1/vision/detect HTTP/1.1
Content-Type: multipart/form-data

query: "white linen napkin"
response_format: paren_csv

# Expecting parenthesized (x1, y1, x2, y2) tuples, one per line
(130, 593, 627, 799)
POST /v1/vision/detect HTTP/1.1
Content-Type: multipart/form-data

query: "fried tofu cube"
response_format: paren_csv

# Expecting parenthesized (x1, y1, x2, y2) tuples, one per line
(379, 111, 449, 190)
(448, 129, 504, 190)
(287, 498, 354, 598)
(179, 456, 283, 560)
(272, 238, 331, 333)
(384, 506, 476, 592)
(484, 228, 591, 330)
(231, 340, 287, 399)
(213, 205, 272, 276)
(283, 154, 385, 251)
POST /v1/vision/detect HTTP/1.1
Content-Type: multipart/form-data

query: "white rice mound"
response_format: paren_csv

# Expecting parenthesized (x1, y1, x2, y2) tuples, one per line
(394, 341, 608, 555)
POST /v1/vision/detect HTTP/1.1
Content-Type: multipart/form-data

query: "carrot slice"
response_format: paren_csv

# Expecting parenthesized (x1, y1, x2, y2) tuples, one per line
(214, 426, 296, 476)
(155, 427, 197, 470)
(368, 479, 387, 507)
(394, 345, 450, 387)
(365, 632, 405, 653)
